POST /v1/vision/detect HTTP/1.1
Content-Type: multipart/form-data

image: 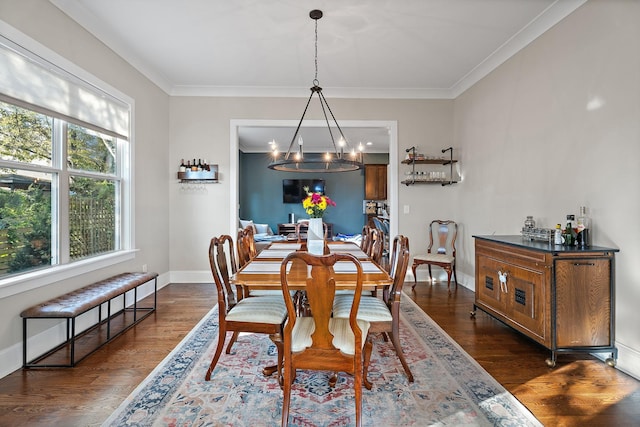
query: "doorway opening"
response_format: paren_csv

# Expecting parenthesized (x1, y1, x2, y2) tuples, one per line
(229, 119, 398, 240)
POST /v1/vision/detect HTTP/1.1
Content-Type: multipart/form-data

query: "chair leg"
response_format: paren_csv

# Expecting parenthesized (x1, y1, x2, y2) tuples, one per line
(225, 331, 239, 354)
(354, 357, 364, 427)
(411, 264, 418, 289)
(453, 263, 459, 287)
(363, 338, 373, 390)
(281, 365, 292, 427)
(390, 323, 414, 383)
(445, 269, 453, 289)
(205, 329, 227, 381)
(428, 265, 433, 283)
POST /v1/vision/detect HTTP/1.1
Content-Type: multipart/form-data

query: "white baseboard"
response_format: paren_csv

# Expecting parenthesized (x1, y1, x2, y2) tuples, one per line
(0, 273, 170, 380)
(595, 341, 640, 381)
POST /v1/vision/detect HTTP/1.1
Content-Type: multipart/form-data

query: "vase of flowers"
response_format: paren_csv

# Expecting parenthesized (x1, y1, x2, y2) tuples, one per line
(302, 186, 336, 219)
(302, 187, 335, 250)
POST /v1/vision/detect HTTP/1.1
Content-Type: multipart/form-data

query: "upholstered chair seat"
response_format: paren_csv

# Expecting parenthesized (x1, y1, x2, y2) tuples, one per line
(225, 296, 287, 324)
(412, 253, 454, 264)
(333, 296, 392, 323)
(290, 317, 370, 355)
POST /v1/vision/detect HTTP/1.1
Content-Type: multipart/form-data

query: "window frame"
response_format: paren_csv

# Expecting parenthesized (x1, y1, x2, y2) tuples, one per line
(0, 23, 135, 299)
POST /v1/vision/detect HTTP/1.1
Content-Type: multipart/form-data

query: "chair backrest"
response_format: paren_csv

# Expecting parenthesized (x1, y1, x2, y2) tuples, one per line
(428, 220, 457, 257)
(369, 227, 384, 264)
(388, 234, 409, 278)
(360, 225, 374, 254)
(385, 235, 410, 307)
(237, 226, 257, 269)
(280, 252, 365, 354)
(208, 235, 238, 315)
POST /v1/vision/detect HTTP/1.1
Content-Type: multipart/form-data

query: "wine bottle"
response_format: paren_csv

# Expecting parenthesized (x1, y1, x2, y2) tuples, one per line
(191, 159, 198, 171)
(564, 217, 574, 246)
(576, 206, 590, 247)
(179, 158, 186, 172)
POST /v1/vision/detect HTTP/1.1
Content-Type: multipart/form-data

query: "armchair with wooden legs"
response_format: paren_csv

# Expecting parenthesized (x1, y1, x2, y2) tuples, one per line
(205, 235, 287, 381)
(279, 252, 372, 427)
(411, 219, 458, 290)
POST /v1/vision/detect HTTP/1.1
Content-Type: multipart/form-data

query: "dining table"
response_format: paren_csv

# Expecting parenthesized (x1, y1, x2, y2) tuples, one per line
(231, 240, 392, 378)
(231, 241, 392, 292)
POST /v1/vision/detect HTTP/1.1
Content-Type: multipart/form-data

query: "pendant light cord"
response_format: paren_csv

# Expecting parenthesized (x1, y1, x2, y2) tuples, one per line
(314, 18, 319, 85)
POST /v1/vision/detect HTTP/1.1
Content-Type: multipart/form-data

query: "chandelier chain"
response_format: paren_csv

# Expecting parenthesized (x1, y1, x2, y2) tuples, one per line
(314, 18, 319, 84)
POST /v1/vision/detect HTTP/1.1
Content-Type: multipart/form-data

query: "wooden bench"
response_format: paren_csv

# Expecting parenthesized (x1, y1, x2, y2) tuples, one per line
(21, 272, 158, 368)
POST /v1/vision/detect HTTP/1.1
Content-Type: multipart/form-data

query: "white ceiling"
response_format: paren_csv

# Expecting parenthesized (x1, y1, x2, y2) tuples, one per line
(49, 0, 586, 152)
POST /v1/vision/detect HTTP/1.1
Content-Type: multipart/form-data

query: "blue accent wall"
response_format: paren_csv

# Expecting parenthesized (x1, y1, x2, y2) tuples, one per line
(239, 152, 371, 236)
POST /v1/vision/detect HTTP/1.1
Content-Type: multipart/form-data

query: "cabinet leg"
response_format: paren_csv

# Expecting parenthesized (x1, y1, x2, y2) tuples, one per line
(606, 348, 618, 367)
(470, 304, 477, 318)
(545, 352, 557, 368)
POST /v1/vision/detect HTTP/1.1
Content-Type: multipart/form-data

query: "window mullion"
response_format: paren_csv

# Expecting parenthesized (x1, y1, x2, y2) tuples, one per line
(55, 121, 70, 265)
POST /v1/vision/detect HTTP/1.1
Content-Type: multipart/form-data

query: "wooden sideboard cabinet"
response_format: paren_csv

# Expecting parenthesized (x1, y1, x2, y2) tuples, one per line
(473, 235, 618, 367)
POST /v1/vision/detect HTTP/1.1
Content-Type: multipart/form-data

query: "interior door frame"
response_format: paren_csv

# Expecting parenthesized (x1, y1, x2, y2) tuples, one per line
(229, 119, 398, 240)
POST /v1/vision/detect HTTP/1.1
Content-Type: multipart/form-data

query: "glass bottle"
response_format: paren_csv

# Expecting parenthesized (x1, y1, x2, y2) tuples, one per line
(554, 224, 564, 245)
(576, 206, 590, 247)
(524, 216, 535, 229)
(563, 216, 575, 246)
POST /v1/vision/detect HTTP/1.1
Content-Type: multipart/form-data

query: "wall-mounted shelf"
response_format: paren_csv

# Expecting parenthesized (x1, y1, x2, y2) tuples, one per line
(401, 147, 457, 186)
(177, 165, 218, 183)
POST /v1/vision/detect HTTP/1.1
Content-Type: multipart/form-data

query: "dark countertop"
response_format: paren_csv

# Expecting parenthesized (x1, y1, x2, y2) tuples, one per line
(473, 235, 619, 254)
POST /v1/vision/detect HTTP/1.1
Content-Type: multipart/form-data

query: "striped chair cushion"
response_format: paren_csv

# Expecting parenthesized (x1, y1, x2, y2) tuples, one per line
(226, 296, 287, 324)
(290, 317, 370, 355)
(333, 295, 393, 322)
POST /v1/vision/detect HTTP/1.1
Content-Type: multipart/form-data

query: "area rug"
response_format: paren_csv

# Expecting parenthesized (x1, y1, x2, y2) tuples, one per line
(103, 295, 541, 426)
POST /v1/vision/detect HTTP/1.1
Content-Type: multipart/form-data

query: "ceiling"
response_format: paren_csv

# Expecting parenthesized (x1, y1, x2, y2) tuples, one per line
(49, 0, 585, 153)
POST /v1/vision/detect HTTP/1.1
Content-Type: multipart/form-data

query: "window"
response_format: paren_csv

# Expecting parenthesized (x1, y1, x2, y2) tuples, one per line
(0, 31, 132, 286)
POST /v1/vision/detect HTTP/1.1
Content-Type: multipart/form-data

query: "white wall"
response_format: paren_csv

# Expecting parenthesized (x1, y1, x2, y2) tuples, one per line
(168, 97, 454, 280)
(453, 0, 640, 378)
(0, 0, 171, 376)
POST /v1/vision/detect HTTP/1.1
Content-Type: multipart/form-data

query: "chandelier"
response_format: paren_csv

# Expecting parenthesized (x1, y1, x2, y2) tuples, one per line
(268, 10, 364, 173)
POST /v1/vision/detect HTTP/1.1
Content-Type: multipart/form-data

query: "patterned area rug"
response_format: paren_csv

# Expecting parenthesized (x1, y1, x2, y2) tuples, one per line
(103, 295, 541, 426)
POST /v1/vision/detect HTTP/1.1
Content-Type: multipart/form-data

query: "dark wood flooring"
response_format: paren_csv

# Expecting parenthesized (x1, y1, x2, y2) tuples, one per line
(0, 281, 638, 426)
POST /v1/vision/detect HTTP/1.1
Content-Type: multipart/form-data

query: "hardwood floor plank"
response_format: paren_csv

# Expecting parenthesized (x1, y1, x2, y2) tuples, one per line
(0, 281, 638, 426)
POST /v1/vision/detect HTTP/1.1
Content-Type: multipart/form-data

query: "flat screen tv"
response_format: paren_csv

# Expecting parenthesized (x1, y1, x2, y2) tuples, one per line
(283, 179, 325, 203)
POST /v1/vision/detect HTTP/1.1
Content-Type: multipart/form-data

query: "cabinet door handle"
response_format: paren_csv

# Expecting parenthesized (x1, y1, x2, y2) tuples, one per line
(573, 262, 595, 266)
(498, 270, 508, 293)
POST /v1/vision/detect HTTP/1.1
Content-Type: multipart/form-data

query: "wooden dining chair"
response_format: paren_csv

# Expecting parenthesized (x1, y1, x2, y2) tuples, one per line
(237, 226, 257, 269)
(411, 219, 458, 290)
(279, 252, 372, 427)
(360, 225, 374, 254)
(333, 235, 414, 384)
(205, 235, 287, 381)
(369, 227, 385, 265)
